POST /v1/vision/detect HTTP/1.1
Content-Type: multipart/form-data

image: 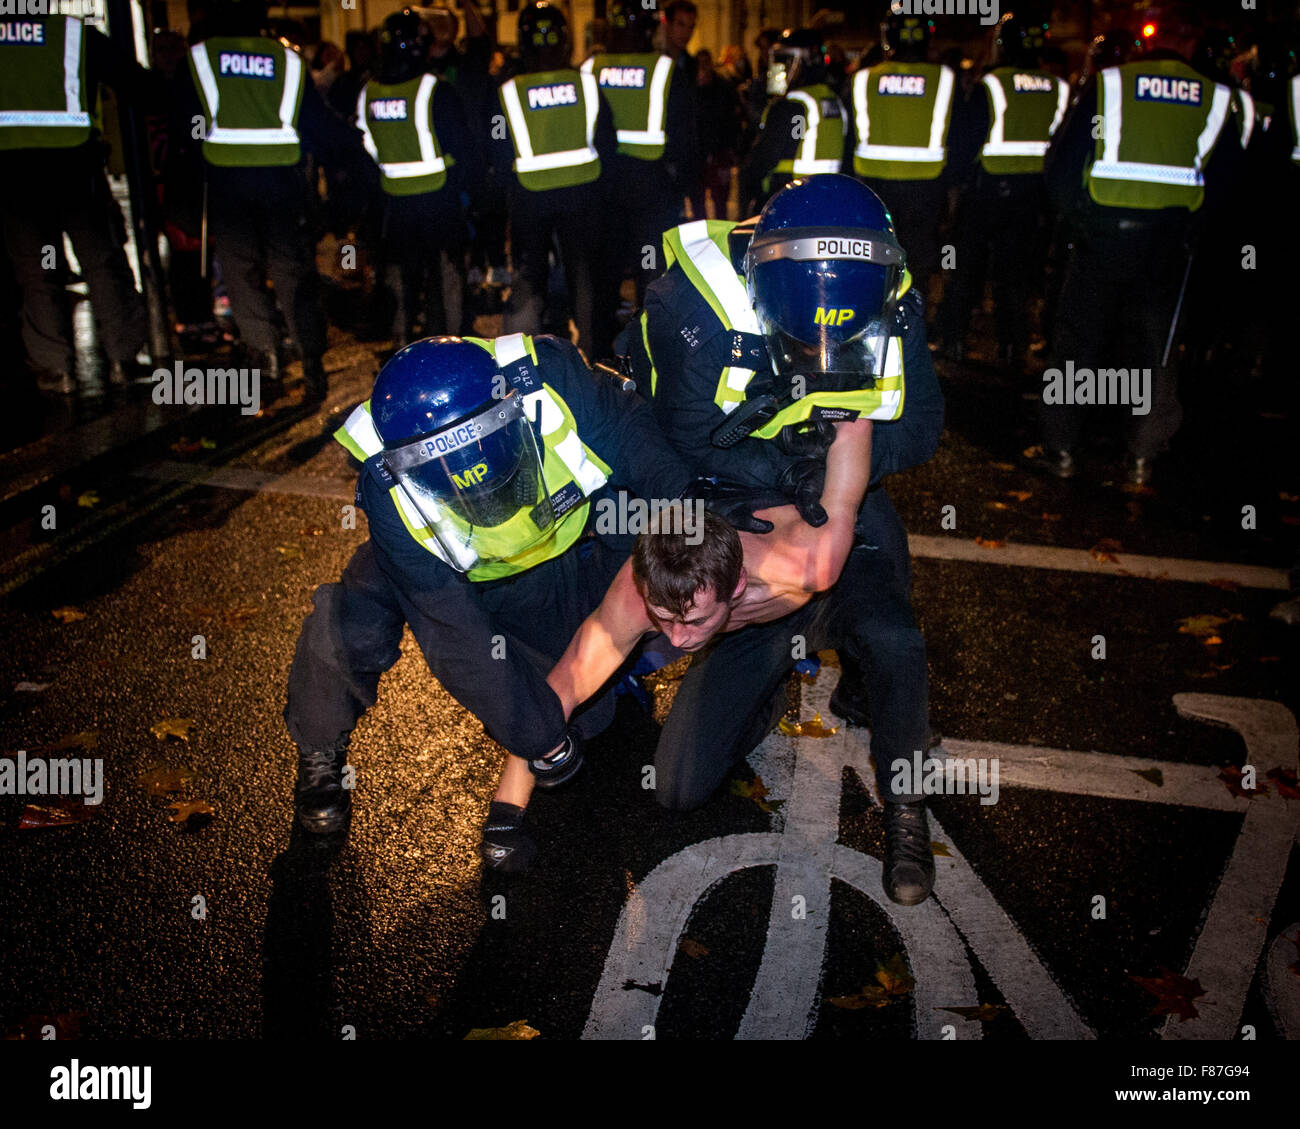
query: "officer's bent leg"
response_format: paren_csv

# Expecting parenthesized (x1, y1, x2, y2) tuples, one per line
(207, 175, 280, 355)
(284, 541, 406, 752)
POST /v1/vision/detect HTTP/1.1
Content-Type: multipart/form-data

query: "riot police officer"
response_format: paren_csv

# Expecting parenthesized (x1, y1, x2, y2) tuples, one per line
(1037, 7, 1244, 484)
(493, 1, 615, 357)
(359, 9, 474, 345)
(737, 28, 849, 214)
(849, 6, 958, 307)
(0, 12, 151, 394)
(284, 332, 694, 841)
(185, 0, 366, 400)
(939, 12, 1069, 368)
(621, 175, 945, 906)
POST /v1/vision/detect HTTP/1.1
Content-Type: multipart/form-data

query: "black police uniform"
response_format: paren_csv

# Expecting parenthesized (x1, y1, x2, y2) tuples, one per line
(284, 335, 693, 764)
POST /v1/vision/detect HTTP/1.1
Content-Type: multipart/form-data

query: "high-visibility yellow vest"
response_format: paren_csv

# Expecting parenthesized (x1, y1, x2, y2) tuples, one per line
(1233, 86, 1255, 150)
(851, 61, 956, 181)
(188, 36, 306, 167)
(580, 51, 673, 160)
(357, 73, 451, 195)
(978, 67, 1070, 175)
(0, 16, 94, 150)
(498, 67, 601, 191)
(768, 84, 847, 176)
(657, 221, 906, 434)
(1085, 59, 1232, 211)
(334, 334, 611, 581)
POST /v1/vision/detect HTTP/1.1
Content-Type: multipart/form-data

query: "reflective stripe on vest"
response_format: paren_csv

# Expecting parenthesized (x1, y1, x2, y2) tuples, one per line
(334, 334, 609, 577)
(782, 89, 846, 174)
(979, 69, 1068, 172)
(1235, 87, 1255, 150)
(661, 220, 763, 414)
(852, 63, 954, 176)
(1291, 75, 1300, 163)
(189, 39, 304, 163)
(580, 53, 672, 154)
(0, 17, 92, 144)
(750, 338, 905, 437)
(499, 70, 600, 174)
(1088, 64, 1231, 205)
(357, 73, 448, 192)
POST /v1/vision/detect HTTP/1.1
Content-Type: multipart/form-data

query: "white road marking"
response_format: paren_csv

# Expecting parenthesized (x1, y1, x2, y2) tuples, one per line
(908, 533, 1290, 590)
(1263, 924, 1300, 1040)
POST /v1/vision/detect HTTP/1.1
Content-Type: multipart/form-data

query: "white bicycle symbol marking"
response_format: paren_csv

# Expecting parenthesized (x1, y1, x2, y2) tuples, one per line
(584, 680, 1299, 1040)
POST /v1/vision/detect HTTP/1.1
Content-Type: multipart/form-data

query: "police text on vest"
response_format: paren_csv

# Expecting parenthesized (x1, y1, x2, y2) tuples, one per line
(877, 74, 926, 97)
(0, 21, 45, 43)
(218, 52, 276, 79)
(598, 66, 646, 88)
(527, 83, 577, 109)
(1135, 75, 1202, 105)
(1041, 361, 1151, 416)
(369, 98, 408, 121)
(1012, 73, 1054, 93)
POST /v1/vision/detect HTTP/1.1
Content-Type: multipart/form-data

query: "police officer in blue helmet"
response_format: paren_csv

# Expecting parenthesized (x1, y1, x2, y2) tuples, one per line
(620, 174, 945, 905)
(284, 330, 695, 866)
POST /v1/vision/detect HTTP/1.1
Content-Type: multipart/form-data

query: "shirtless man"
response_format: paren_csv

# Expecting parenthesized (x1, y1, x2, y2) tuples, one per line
(482, 419, 935, 905)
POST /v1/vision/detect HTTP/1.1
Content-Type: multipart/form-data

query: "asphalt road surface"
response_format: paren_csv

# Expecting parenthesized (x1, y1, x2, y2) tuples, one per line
(0, 318, 1297, 1051)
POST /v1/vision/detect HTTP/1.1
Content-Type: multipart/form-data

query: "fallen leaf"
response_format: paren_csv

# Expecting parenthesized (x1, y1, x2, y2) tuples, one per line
(1006, 490, 1032, 502)
(829, 953, 915, 1009)
(778, 712, 839, 738)
(1265, 767, 1300, 800)
(224, 605, 259, 628)
(76, 491, 99, 508)
(1131, 767, 1164, 787)
(1281, 492, 1299, 503)
(679, 937, 709, 959)
(1207, 578, 1240, 592)
(974, 537, 1005, 549)
(1218, 765, 1267, 800)
(930, 841, 952, 857)
(463, 1020, 539, 1040)
(17, 800, 96, 829)
(985, 500, 1012, 511)
(150, 717, 194, 742)
(13, 682, 51, 693)
(138, 765, 197, 795)
(730, 774, 785, 814)
(1089, 538, 1123, 564)
(936, 1004, 1010, 1023)
(165, 799, 215, 824)
(51, 606, 85, 623)
(990, 461, 1016, 471)
(199, 438, 216, 450)
(37, 731, 98, 754)
(1120, 482, 1156, 496)
(1130, 969, 1206, 1022)
(1039, 512, 1062, 522)
(1022, 445, 1043, 459)
(299, 526, 325, 537)
(1177, 613, 1242, 640)
(275, 544, 303, 560)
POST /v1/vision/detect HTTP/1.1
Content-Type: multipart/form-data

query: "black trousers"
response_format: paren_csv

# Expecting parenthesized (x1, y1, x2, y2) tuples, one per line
(939, 174, 1047, 355)
(1040, 223, 1186, 460)
(502, 180, 602, 358)
(380, 188, 468, 340)
(206, 165, 326, 360)
(284, 535, 626, 763)
(861, 175, 947, 310)
(0, 147, 147, 372)
(655, 488, 928, 811)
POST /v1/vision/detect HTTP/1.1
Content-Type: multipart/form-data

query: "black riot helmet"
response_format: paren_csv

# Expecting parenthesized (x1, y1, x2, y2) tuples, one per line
(606, 0, 657, 53)
(1191, 27, 1237, 82)
(378, 9, 429, 84)
(1085, 28, 1136, 79)
(767, 28, 829, 95)
(1248, 39, 1298, 109)
(995, 12, 1049, 68)
(517, 1, 570, 71)
(882, 3, 931, 63)
(206, 0, 269, 37)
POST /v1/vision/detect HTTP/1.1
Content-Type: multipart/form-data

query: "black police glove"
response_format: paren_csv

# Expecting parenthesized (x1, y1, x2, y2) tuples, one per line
(686, 475, 788, 535)
(774, 418, 836, 460)
(528, 732, 584, 789)
(779, 458, 828, 528)
(481, 801, 537, 873)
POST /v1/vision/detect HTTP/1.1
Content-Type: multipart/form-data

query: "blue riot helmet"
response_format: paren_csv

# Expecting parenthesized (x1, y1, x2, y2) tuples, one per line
(744, 175, 906, 398)
(370, 337, 553, 571)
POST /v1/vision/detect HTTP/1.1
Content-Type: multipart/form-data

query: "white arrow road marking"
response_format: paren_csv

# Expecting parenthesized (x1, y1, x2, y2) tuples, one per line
(1161, 695, 1298, 1040)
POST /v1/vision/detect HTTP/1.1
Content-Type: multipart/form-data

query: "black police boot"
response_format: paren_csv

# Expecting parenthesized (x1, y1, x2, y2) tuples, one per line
(829, 654, 872, 728)
(302, 356, 327, 403)
(883, 801, 935, 906)
(294, 746, 351, 833)
(528, 733, 583, 790)
(480, 801, 538, 873)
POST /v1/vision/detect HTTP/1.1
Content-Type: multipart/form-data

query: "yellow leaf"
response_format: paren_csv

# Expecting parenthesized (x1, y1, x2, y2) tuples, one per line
(139, 765, 197, 795)
(990, 461, 1016, 471)
(275, 544, 303, 560)
(985, 501, 1012, 511)
(150, 718, 195, 742)
(778, 712, 839, 738)
(51, 606, 86, 623)
(1022, 445, 1043, 459)
(76, 491, 99, 508)
(464, 1020, 539, 1040)
(1177, 614, 1241, 639)
(974, 537, 1005, 549)
(165, 799, 214, 823)
(930, 841, 952, 857)
(199, 438, 217, 450)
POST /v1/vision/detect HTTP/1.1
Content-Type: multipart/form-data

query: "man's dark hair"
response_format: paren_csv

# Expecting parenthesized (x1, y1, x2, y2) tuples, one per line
(632, 510, 742, 617)
(665, 0, 698, 21)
